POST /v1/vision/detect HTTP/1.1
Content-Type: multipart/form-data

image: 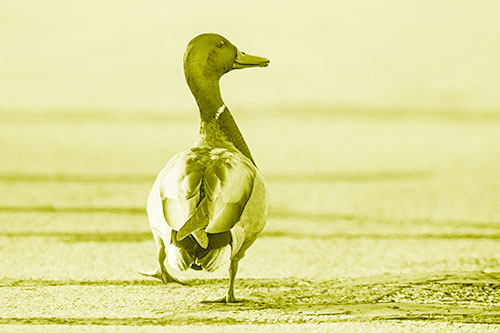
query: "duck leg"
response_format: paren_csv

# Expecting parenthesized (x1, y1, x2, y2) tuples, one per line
(202, 259, 241, 303)
(140, 244, 184, 284)
(226, 259, 238, 302)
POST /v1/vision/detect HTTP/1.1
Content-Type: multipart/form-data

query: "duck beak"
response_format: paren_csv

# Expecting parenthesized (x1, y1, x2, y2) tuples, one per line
(232, 49, 270, 70)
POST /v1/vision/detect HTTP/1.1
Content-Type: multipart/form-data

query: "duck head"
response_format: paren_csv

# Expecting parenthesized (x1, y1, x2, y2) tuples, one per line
(184, 33, 269, 80)
(184, 33, 269, 120)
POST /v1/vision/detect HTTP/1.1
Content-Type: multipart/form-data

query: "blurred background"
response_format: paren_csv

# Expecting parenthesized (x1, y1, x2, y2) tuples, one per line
(0, 0, 500, 324)
(1, 1, 500, 322)
(2, 0, 500, 113)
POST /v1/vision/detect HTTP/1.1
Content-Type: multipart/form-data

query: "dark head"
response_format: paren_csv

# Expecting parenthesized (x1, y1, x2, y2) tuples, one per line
(184, 33, 270, 82)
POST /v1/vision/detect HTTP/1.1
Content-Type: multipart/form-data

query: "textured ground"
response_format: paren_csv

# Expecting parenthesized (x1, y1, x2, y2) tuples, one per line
(1, 109, 500, 331)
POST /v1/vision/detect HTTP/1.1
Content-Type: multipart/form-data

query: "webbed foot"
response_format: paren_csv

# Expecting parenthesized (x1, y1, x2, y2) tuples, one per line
(139, 267, 186, 285)
(200, 294, 242, 304)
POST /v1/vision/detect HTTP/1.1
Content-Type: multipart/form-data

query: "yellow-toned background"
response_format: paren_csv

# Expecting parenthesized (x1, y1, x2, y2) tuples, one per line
(1, 0, 500, 113)
(1, 1, 500, 328)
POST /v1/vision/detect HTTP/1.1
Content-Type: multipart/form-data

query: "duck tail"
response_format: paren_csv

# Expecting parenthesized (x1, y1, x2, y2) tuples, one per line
(191, 229, 209, 249)
(176, 197, 210, 248)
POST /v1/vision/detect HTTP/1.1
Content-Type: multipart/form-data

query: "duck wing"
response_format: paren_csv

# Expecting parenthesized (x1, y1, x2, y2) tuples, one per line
(156, 148, 257, 249)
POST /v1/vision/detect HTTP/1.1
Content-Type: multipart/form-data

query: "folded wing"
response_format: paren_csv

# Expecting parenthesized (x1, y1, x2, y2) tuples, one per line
(158, 148, 256, 247)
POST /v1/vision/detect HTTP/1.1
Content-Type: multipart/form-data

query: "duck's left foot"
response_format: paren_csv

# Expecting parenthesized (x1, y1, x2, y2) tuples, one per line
(139, 267, 186, 285)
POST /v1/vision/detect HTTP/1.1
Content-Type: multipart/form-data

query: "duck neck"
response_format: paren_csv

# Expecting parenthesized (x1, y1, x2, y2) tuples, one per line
(186, 76, 224, 121)
(186, 76, 256, 165)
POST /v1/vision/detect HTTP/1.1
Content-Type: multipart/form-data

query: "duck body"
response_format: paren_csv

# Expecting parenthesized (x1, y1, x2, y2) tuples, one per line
(141, 33, 269, 302)
(147, 138, 266, 273)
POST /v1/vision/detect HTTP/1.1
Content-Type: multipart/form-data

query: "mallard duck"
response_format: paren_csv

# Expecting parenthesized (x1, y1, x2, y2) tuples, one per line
(140, 33, 269, 303)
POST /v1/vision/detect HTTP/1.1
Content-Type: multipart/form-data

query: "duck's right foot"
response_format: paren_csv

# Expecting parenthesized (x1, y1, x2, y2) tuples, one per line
(200, 294, 242, 304)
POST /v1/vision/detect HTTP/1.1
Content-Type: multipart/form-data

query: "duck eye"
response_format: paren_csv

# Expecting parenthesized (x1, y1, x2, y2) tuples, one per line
(218, 40, 225, 48)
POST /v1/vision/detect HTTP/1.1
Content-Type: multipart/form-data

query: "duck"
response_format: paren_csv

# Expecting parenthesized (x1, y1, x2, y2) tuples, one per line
(140, 33, 269, 303)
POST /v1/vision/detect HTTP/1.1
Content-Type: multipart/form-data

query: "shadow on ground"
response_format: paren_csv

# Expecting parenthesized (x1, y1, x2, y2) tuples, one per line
(1, 271, 499, 325)
(2, 230, 500, 242)
(0, 170, 430, 184)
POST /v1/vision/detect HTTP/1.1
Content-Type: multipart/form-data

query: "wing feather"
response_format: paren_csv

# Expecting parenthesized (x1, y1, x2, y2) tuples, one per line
(158, 148, 257, 238)
(204, 155, 255, 233)
(177, 197, 209, 240)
